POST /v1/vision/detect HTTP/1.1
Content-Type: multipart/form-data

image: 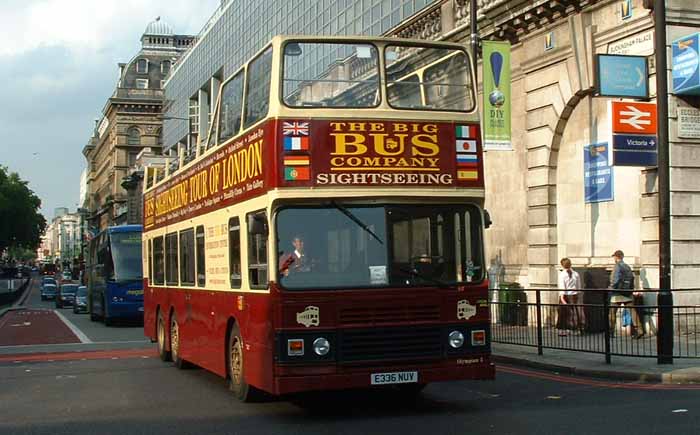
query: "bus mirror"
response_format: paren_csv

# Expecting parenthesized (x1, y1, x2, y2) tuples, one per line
(285, 42, 302, 57)
(247, 214, 268, 235)
(484, 209, 492, 229)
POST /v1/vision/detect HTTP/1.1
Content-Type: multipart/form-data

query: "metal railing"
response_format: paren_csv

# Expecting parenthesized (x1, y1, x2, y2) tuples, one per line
(0, 278, 30, 306)
(490, 288, 699, 363)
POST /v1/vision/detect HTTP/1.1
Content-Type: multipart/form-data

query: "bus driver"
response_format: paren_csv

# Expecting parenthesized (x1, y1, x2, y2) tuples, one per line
(279, 235, 312, 276)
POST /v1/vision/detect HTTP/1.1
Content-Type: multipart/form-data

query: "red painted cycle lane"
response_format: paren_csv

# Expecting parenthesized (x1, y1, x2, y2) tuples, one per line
(0, 309, 80, 346)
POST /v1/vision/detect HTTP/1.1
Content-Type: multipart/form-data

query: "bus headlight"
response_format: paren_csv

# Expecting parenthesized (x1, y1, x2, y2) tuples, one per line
(313, 337, 330, 356)
(448, 331, 465, 348)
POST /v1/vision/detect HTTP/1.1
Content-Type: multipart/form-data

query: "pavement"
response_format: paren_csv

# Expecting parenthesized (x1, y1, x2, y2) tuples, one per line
(493, 342, 700, 384)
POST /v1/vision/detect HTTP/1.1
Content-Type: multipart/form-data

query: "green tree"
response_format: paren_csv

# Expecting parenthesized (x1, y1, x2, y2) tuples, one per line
(0, 166, 47, 254)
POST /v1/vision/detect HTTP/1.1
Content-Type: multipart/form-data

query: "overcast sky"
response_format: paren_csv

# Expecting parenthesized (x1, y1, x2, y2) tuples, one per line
(0, 0, 220, 220)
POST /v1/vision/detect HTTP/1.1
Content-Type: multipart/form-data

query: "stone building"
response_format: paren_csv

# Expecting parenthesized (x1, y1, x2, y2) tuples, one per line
(82, 18, 194, 231)
(390, 0, 700, 302)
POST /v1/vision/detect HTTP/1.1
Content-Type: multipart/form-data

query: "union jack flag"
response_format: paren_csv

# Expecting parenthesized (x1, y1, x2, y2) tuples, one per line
(282, 121, 309, 136)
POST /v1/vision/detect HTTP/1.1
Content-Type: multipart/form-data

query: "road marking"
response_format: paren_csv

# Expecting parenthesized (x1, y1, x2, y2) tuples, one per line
(0, 348, 157, 363)
(52, 310, 93, 344)
(498, 364, 700, 391)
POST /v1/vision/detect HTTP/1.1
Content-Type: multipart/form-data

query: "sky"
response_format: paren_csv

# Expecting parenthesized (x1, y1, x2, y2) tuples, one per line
(0, 0, 220, 220)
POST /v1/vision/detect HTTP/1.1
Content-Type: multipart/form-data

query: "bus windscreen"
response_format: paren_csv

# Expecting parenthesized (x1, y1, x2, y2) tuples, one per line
(110, 232, 143, 281)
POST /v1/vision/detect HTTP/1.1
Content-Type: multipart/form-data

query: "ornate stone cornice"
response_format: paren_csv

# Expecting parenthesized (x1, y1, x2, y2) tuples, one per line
(390, 0, 603, 45)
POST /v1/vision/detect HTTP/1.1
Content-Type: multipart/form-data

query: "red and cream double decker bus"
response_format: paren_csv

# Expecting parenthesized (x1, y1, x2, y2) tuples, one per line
(143, 36, 494, 401)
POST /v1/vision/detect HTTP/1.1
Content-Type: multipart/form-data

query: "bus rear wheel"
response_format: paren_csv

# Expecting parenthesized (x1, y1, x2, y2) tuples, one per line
(170, 313, 189, 369)
(227, 323, 262, 402)
(157, 310, 171, 362)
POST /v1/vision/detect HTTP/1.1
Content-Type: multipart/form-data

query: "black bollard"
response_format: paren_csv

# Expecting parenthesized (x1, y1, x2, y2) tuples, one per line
(656, 291, 673, 364)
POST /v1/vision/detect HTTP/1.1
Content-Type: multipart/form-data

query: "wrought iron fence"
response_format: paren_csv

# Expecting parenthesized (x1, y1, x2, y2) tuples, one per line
(490, 288, 699, 363)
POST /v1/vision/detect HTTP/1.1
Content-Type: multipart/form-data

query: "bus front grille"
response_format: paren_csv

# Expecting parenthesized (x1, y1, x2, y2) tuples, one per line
(338, 304, 441, 326)
(339, 326, 442, 362)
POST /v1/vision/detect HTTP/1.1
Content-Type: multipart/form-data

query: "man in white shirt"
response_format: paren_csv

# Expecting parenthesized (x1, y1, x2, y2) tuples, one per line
(556, 257, 585, 336)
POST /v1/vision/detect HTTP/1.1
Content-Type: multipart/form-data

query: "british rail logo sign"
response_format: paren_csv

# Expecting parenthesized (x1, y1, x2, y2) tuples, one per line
(610, 101, 658, 166)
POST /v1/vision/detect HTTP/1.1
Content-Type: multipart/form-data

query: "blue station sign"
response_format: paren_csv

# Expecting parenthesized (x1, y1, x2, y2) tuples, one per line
(596, 54, 649, 98)
(584, 142, 614, 204)
(672, 33, 700, 95)
(612, 134, 658, 166)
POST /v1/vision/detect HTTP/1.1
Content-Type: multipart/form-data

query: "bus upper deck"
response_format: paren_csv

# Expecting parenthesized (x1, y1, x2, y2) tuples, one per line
(144, 36, 483, 228)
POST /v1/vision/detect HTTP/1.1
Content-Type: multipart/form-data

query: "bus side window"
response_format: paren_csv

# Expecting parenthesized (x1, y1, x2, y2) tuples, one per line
(165, 232, 179, 286)
(196, 226, 205, 287)
(229, 217, 241, 288)
(148, 239, 153, 282)
(247, 211, 268, 288)
(179, 229, 195, 286)
(243, 47, 272, 129)
(218, 70, 244, 144)
(153, 236, 164, 285)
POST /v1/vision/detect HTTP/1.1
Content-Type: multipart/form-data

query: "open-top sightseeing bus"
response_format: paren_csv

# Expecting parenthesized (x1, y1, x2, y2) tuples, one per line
(143, 36, 493, 401)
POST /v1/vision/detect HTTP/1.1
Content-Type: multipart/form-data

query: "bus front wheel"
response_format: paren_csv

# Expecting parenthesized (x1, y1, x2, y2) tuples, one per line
(157, 310, 171, 362)
(227, 323, 262, 402)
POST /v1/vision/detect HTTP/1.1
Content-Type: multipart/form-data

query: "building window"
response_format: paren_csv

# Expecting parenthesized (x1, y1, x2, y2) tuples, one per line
(136, 59, 148, 73)
(128, 151, 138, 167)
(196, 225, 205, 287)
(179, 229, 195, 286)
(135, 79, 149, 89)
(165, 232, 179, 286)
(229, 217, 241, 288)
(161, 60, 171, 75)
(244, 46, 273, 129)
(153, 236, 164, 285)
(127, 127, 141, 146)
(247, 210, 268, 288)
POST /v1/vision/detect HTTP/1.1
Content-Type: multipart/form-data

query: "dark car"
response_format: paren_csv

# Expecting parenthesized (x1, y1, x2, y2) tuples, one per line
(42, 276, 57, 286)
(73, 286, 88, 314)
(41, 283, 57, 300)
(56, 283, 79, 308)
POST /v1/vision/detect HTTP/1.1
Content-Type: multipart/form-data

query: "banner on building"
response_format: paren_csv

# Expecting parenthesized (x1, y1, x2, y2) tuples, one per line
(584, 142, 614, 204)
(482, 41, 512, 151)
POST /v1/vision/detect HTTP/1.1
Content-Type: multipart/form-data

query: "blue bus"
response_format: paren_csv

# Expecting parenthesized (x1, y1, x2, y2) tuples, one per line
(86, 225, 144, 325)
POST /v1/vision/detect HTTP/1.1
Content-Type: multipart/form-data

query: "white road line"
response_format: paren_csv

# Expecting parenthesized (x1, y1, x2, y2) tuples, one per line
(52, 310, 93, 344)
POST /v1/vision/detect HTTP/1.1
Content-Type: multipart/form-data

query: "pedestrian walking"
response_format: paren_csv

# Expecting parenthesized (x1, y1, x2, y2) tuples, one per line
(609, 250, 644, 338)
(556, 258, 585, 336)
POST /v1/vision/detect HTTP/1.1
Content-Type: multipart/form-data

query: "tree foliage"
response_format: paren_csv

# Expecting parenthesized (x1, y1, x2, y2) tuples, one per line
(0, 166, 46, 253)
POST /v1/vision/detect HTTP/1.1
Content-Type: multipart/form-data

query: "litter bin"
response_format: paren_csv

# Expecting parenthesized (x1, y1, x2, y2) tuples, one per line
(581, 268, 609, 333)
(498, 282, 528, 326)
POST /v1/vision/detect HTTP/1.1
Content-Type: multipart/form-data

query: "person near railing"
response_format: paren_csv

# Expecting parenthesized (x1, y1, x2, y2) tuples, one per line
(556, 257, 585, 336)
(609, 250, 644, 339)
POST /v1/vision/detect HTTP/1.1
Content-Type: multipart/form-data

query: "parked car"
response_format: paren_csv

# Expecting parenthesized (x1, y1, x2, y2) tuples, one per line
(56, 283, 79, 308)
(73, 286, 88, 314)
(41, 283, 57, 301)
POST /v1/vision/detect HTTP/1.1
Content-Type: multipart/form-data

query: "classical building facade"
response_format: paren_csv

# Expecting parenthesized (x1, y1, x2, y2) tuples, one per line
(82, 18, 194, 231)
(389, 0, 700, 303)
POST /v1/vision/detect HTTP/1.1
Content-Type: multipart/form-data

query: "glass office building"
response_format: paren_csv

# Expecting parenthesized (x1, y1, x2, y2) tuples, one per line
(163, 0, 437, 151)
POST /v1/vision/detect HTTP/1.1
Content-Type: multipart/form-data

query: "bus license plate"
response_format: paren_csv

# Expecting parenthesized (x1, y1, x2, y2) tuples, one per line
(370, 371, 417, 385)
